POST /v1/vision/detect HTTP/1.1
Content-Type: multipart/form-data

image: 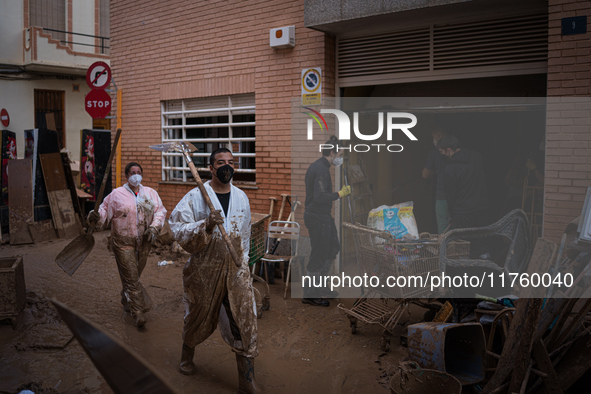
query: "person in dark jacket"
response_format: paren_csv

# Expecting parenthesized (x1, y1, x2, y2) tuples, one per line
(422, 128, 450, 234)
(437, 135, 490, 258)
(303, 135, 351, 307)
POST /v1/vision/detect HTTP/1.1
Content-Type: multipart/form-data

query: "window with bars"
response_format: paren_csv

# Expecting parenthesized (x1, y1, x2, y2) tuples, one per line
(160, 94, 256, 183)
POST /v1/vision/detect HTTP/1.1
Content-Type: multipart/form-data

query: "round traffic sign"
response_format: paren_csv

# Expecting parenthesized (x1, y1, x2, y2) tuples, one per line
(0, 108, 9, 127)
(302, 69, 321, 93)
(86, 61, 112, 89)
(85, 89, 112, 119)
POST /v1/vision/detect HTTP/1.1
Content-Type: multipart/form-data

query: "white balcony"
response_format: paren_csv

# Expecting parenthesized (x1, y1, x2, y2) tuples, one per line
(23, 27, 110, 77)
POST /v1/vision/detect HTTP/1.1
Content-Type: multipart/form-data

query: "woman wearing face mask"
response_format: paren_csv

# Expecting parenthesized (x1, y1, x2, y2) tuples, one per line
(302, 135, 351, 307)
(87, 162, 167, 328)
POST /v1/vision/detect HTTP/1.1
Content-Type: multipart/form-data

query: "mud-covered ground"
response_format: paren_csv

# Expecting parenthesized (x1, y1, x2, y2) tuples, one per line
(0, 230, 424, 393)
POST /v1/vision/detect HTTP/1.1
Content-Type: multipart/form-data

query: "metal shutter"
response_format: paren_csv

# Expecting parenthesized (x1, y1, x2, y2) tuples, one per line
(337, 13, 548, 85)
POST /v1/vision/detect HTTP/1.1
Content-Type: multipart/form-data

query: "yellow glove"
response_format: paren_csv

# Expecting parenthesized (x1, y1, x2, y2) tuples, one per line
(338, 185, 351, 198)
(525, 158, 537, 170)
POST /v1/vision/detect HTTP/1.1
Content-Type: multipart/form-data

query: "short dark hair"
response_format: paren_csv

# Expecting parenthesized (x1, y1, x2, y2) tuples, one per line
(322, 135, 343, 157)
(125, 162, 143, 175)
(437, 135, 461, 151)
(210, 147, 233, 166)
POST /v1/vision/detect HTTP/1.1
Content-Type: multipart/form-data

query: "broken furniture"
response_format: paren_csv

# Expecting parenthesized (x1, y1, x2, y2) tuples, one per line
(407, 322, 486, 386)
(439, 209, 532, 310)
(0, 256, 26, 326)
(480, 230, 591, 392)
(339, 222, 470, 351)
(259, 220, 300, 299)
(7, 159, 34, 245)
(0, 129, 17, 238)
(474, 305, 515, 361)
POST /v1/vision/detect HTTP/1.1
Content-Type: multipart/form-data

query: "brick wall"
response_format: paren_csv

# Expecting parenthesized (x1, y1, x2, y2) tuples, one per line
(110, 0, 333, 218)
(545, 1, 591, 241)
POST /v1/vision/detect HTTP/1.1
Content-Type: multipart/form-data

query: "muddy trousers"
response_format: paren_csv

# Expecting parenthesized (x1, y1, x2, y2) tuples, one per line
(182, 256, 258, 358)
(112, 239, 152, 318)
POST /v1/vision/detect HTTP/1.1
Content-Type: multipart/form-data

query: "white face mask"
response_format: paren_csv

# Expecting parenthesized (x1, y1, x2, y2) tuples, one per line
(332, 157, 343, 167)
(128, 174, 142, 187)
(433, 138, 438, 147)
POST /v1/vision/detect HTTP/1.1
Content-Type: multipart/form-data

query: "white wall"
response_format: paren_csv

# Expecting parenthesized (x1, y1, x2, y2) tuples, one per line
(0, 78, 93, 161)
(0, 1, 25, 64)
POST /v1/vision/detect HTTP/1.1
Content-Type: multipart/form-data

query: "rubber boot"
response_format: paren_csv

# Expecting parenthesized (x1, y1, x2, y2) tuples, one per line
(179, 343, 196, 375)
(134, 311, 146, 328)
(236, 354, 262, 393)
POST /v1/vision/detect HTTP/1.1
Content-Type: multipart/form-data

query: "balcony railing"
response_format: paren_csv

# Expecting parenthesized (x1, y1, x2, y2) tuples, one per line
(42, 28, 110, 55)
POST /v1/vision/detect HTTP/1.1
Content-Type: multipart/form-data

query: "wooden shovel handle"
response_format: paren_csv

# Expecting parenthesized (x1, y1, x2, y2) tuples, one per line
(278, 194, 288, 222)
(93, 128, 122, 213)
(186, 160, 241, 267)
(87, 128, 122, 237)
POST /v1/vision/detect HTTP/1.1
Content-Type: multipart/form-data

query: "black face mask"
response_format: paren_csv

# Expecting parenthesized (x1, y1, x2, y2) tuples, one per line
(215, 164, 235, 184)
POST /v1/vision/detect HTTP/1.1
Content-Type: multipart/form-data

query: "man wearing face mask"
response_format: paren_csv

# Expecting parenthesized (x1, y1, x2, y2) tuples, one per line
(303, 135, 351, 307)
(87, 162, 166, 328)
(168, 148, 260, 393)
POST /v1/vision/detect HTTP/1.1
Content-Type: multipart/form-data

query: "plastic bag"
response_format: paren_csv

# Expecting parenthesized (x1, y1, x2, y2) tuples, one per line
(367, 201, 419, 241)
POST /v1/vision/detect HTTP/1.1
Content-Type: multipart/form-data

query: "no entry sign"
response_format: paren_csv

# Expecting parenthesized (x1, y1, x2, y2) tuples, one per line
(85, 89, 112, 119)
(0, 108, 9, 127)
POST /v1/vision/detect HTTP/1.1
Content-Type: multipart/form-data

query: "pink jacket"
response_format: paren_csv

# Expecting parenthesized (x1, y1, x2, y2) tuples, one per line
(97, 184, 166, 246)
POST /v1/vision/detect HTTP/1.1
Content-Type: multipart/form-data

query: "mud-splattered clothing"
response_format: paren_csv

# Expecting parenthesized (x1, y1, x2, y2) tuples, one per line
(96, 183, 167, 316)
(168, 181, 258, 358)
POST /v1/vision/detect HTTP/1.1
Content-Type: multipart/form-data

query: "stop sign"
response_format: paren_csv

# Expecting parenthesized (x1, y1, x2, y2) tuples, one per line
(85, 89, 112, 119)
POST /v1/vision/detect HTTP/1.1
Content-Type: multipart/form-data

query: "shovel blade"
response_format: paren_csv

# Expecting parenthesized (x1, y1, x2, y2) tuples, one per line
(55, 233, 95, 276)
(51, 299, 177, 394)
(149, 141, 197, 153)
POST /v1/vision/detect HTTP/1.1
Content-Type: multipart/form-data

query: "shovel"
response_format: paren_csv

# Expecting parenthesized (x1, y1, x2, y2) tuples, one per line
(51, 299, 177, 394)
(55, 128, 123, 276)
(149, 142, 242, 267)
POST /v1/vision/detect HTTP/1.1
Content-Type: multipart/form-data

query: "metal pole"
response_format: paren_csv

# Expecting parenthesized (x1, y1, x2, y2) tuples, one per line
(116, 88, 122, 187)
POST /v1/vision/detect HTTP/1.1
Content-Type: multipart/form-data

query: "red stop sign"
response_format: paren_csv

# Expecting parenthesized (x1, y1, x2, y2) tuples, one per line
(85, 89, 112, 119)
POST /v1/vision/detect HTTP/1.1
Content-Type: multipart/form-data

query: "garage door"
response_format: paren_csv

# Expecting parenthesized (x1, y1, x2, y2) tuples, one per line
(337, 13, 548, 87)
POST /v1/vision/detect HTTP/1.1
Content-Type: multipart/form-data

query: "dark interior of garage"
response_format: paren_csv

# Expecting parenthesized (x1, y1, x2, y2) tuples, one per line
(340, 73, 547, 236)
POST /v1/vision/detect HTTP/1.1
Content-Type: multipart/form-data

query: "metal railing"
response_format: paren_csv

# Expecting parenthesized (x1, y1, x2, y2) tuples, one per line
(42, 28, 110, 54)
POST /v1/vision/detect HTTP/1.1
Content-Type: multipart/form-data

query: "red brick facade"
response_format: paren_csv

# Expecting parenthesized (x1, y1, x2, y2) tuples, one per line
(545, 0, 591, 241)
(111, 0, 591, 242)
(110, 0, 333, 217)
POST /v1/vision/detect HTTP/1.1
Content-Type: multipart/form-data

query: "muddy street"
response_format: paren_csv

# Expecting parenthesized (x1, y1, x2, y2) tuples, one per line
(0, 230, 415, 393)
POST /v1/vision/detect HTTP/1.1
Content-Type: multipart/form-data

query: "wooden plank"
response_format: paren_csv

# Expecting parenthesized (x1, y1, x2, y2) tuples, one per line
(45, 112, 56, 132)
(508, 298, 543, 393)
(61, 153, 82, 213)
(39, 153, 68, 191)
(482, 297, 542, 393)
(524, 238, 556, 298)
(531, 339, 563, 394)
(40, 153, 81, 238)
(7, 160, 34, 245)
(28, 219, 57, 243)
(534, 295, 569, 343)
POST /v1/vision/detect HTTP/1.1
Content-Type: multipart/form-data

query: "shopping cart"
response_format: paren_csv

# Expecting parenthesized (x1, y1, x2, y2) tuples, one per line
(339, 222, 470, 351)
